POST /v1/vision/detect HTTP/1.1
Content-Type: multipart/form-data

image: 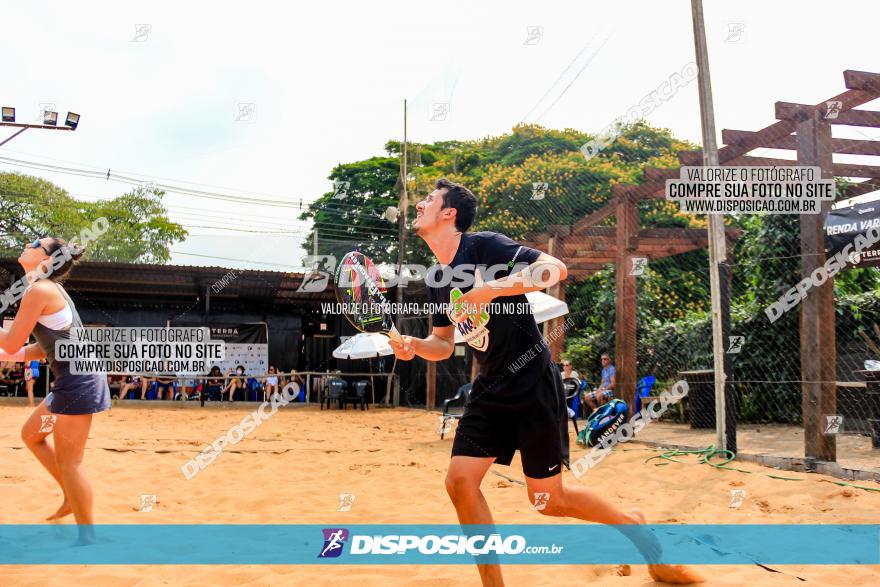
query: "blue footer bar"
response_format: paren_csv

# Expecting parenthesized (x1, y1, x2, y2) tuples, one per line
(0, 524, 877, 565)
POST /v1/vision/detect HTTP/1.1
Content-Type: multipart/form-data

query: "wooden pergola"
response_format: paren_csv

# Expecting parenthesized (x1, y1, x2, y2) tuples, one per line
(528, 69, 880, 464)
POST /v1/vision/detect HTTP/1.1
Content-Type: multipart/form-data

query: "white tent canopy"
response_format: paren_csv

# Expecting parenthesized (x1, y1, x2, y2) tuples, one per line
(454, 290, 569, 344)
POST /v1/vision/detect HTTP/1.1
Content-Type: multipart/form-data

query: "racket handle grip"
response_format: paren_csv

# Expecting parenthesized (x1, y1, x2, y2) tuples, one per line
(387, 326, 403, 344)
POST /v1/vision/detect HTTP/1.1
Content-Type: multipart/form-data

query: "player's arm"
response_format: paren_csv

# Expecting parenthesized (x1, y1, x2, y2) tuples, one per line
(0, 284, 49, 356)
(389, 325, 455, 362)
(486, 252, 568, 296)
(451, 252, 568, 318)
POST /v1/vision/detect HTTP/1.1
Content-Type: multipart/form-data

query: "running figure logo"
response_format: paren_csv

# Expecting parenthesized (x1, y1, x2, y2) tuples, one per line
(824, 415, 843, 435)
(139, 494, 157, 512)
(726, 336, 745, 354)
(39, 415, 57, 433)
(337, 494, 356, 512)
(824, 100, 843, 120)
(318, 528, 350, 558)
(533, 492, 550, 511)
(728, 489, 746, 509)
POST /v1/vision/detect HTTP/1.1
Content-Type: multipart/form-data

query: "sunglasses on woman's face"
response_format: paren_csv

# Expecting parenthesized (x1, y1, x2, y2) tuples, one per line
(28, 239, 50, 254)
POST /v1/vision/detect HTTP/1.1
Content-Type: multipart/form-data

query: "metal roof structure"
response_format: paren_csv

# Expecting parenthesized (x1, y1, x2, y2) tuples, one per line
(0, 259, 335, 312)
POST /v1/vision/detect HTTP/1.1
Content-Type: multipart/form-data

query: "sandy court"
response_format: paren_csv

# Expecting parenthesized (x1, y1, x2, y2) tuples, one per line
(0, 401, 878, 586)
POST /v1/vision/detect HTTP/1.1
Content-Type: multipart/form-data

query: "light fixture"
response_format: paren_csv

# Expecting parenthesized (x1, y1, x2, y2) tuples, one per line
(65, 112, 80, 130)
(1, 107, 14, 123)
(43, 110, 58, 126)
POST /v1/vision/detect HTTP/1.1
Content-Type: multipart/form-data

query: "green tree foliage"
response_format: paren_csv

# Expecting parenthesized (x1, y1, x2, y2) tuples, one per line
(0, 172, 186, 263)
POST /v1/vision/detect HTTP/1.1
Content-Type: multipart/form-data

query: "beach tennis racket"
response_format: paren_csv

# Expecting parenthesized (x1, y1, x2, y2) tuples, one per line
(334, 251, 402, 344)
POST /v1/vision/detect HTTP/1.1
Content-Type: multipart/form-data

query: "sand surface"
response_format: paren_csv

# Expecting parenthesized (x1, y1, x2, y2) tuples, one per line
(1, 401, 878, 586)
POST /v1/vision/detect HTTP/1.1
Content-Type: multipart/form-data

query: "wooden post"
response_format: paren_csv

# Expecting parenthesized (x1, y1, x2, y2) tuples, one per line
(543, 235, 566, 362)
(543, 236, 557, 341)
(796, 108, 837, 464)
(615, 193, 639, 418)
(548, 282, 566, 362)
(691, 0, 730, 452)
(426, 313, 436, 411)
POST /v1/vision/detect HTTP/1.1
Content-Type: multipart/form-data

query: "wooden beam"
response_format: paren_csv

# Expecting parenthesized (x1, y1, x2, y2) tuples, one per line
(776, 102, 880, 128)
(644, 167, 681, 182)
(571, 198, 617, 234)
(566, 263, 609, 271)
(722, 129, 880, 157)
(615, 193, 639, 419)
(547, 225, 571, 237)
(843, 70, 880, 92)
(566, 269, 603, 280)
(727, 155, 880, 178)
(796, 108, 836, 464)
(680, 120, 797, 166)
(838, 178, 880, 199)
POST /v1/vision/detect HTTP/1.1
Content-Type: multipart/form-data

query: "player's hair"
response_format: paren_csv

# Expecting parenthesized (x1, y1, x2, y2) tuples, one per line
(601, 352, 611, 359)
(436, 178, 477, 232)
(42, 238, 85, 282)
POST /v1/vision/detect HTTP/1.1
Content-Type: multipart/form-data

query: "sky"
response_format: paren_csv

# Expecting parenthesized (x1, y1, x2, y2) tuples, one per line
(1, 0, 878, 271)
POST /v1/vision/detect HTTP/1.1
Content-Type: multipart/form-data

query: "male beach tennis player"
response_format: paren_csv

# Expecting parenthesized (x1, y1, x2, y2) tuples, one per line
(389, 178, 703, 586)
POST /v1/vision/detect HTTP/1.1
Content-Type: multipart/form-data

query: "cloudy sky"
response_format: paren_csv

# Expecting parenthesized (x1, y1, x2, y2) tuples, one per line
(1, 0, 877, 271)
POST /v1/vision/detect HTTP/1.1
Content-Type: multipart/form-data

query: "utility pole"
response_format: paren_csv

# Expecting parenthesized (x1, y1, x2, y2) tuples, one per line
(396, 99, 408, 306)
(690, 0, 732, 452)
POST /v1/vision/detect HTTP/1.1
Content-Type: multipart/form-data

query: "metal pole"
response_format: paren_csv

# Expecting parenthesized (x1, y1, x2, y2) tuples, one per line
(396, 100, 408, 306)
(0, 127, 28, 148)
(690, 0, 729, 451)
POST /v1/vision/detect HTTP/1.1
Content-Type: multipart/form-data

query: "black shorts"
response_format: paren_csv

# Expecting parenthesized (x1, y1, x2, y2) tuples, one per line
(451, 363, 570, 479)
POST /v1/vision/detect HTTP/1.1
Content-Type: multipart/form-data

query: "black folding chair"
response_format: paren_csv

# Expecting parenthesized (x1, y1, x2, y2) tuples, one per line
(562, 377, 582, 436)
(342, 380, 369, 411)
(441, 383, 472, 439)
(322, 378, 346, 410)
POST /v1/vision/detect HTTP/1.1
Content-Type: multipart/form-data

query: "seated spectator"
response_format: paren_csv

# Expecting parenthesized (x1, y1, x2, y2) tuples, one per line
(155, 376, 175, 400)
(23, 360, 41, 407)
(222, 365, 246, 402)
(561, 360, 580, 381)
(0, 361, 17, 389)
(108, 373, 126, 399)
(202, 366, 224, 401)
(139, 376, 154, 400)
(264, 365, 280, 402)
(119, 376, 138, 400)
(140, 374, 175, 400)
(585, 352, 615, 412)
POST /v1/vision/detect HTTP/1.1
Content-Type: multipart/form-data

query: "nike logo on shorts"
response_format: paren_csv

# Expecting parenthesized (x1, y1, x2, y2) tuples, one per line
(548, 464, 559, 471)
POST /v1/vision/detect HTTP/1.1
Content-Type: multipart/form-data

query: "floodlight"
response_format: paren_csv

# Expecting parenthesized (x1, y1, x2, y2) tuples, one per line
(65, 112, 80, 130)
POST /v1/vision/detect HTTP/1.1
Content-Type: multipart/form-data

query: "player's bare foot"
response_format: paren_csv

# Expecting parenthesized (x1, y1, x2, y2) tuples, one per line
(46, 500, 72, 521)
(629, 508, 705, 584)
(615, 564, 632, 576)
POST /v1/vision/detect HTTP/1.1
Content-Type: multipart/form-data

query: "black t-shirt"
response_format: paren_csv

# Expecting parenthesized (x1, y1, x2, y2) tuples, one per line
(427, 231, 550, 404)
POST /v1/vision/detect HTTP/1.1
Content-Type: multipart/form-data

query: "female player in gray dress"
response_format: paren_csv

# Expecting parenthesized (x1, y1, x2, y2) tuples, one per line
(0, 237, 110, 537)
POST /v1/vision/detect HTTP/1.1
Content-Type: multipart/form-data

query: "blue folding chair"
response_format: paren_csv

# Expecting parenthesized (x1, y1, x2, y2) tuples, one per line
(246, 378, 263, 401)
(634, 375, 657, 414)
(146, 380, 178, 400)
